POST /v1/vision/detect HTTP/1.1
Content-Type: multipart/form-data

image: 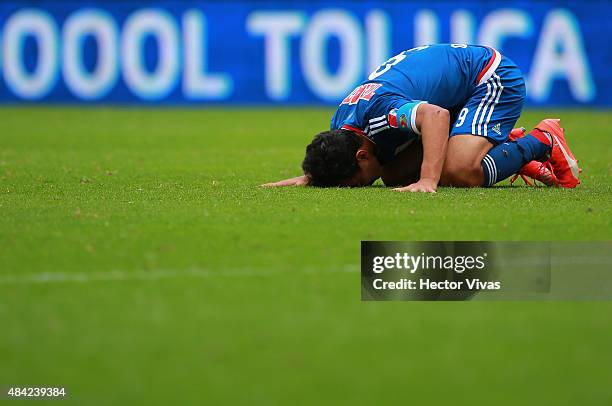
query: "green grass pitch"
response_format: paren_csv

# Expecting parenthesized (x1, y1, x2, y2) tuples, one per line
(0, 107, 611, 404)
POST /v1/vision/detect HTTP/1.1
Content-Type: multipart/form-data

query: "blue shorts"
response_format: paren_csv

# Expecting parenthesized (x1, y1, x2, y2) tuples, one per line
(450, 55, 526, 145)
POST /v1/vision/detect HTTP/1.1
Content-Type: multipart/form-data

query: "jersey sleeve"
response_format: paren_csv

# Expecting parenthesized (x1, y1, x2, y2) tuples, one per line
(386, 100, 428, 135)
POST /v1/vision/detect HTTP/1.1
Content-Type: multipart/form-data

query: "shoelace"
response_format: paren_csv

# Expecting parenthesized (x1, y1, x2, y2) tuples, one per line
(510, 173, 534, 186)
(510, 161, 558, 187)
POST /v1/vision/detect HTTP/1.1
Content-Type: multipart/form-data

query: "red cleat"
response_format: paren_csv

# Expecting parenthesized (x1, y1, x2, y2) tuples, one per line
(508, 127, 557, 187)
(510, 161, 557, 187)
(534, 119, 581, 188)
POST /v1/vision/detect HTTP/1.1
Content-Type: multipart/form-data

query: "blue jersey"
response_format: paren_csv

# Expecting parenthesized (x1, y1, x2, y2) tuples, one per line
(331, 44, 504, 164)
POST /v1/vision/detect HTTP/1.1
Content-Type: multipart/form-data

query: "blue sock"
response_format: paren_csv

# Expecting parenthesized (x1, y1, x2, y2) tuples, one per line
(481, 134, 552, 186)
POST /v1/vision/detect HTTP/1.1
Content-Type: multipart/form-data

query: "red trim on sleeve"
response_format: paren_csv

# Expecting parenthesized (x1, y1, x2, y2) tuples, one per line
(341, 124, 366, 136)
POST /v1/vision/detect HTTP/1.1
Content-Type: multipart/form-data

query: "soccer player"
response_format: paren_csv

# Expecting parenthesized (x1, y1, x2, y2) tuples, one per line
(263, 44, 580, 192)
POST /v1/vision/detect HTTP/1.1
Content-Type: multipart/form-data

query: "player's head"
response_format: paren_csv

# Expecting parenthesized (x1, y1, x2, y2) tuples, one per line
(302, 129, 382, 187)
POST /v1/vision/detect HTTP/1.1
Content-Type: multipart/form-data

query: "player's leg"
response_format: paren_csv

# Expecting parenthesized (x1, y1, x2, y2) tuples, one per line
(444, 57, 554, 187)
(440, 135, 492, 186)
(444, 129, 553, 188)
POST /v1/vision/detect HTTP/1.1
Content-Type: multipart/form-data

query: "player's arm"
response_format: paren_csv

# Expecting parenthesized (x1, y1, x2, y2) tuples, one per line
(393, 103, 449, 193)
(260, 175, 310, 187)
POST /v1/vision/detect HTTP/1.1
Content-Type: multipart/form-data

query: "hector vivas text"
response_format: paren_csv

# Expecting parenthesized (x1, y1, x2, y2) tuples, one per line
(371, 252, 501, 291)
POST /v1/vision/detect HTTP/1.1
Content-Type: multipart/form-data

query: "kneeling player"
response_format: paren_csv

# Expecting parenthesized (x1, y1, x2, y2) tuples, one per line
(263, 44, 580, 192)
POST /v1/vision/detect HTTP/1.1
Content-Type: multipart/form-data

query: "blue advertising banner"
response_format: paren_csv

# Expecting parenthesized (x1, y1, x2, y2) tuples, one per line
(0, 1, 609, 106)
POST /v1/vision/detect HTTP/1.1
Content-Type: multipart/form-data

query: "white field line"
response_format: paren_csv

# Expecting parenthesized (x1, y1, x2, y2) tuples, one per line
(0, 257, 609, 286)
(0, 265, 360, 285)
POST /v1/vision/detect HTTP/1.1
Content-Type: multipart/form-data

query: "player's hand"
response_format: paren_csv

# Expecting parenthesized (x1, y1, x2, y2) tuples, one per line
(260, 175, 310, 187)
(393, 178, 437, 193)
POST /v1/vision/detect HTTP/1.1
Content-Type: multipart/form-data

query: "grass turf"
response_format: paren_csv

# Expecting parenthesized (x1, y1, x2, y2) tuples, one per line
(0, 107, 610, 405)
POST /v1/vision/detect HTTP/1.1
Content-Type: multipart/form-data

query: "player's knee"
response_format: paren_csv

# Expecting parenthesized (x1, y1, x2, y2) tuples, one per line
(443, 160, 484, 187)
(456, 172, 484, 187)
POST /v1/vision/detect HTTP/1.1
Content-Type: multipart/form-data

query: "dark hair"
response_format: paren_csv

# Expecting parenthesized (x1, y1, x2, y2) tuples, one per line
(302, 129, 362, 187)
